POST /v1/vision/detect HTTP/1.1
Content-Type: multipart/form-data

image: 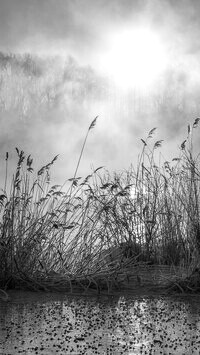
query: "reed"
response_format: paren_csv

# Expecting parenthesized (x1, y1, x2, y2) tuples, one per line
(1, 117, 200, 293)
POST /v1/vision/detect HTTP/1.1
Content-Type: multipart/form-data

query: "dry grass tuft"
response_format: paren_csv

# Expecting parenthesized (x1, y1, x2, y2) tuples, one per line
(1, 117, 200, 293)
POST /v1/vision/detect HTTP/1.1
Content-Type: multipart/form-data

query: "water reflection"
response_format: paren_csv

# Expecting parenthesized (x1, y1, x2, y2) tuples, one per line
(0, 292, 200, 354)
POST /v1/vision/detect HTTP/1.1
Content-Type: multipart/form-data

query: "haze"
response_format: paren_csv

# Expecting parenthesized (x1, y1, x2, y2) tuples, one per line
(0, 0, 200, 187)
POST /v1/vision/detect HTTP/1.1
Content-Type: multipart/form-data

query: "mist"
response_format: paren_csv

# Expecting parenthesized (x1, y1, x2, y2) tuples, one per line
(0, 0, 200, 188)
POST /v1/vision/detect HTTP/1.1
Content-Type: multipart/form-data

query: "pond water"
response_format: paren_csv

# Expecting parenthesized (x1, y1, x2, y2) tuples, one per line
(0, 291, 200, 354)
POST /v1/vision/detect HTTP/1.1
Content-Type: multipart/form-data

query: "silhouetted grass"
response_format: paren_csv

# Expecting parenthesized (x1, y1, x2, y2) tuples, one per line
(1, 117, 200, 294)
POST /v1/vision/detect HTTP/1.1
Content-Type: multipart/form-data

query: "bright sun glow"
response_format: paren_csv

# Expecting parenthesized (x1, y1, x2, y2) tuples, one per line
(101, 28, 168, 90)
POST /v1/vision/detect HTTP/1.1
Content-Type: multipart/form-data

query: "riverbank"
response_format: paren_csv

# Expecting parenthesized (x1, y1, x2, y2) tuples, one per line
(1, 264, 200, 297)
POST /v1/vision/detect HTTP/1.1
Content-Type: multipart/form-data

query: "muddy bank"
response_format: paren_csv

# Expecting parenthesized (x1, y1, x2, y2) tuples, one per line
(4, 264, 189, 294)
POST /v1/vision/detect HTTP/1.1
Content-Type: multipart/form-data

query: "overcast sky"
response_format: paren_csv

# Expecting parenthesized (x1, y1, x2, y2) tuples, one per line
(0, 0, 200, 187)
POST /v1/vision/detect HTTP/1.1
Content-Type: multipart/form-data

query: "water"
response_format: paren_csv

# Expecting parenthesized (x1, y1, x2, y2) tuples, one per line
(0, 291, 200, 354)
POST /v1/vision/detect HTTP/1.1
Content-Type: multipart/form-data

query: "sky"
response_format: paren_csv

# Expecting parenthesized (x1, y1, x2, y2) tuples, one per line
(0, 0, 200, 187)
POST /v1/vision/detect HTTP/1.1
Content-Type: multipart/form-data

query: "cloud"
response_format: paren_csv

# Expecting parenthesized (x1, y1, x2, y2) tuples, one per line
(0, 1, 164, 57)
(1, 0, 200, 74)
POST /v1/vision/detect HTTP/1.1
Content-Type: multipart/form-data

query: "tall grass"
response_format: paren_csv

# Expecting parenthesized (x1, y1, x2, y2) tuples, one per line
(1, 117, 200, 292)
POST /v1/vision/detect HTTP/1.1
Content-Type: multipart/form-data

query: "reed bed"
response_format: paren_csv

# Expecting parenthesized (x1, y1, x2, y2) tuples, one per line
(1, 117, 200, 294)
